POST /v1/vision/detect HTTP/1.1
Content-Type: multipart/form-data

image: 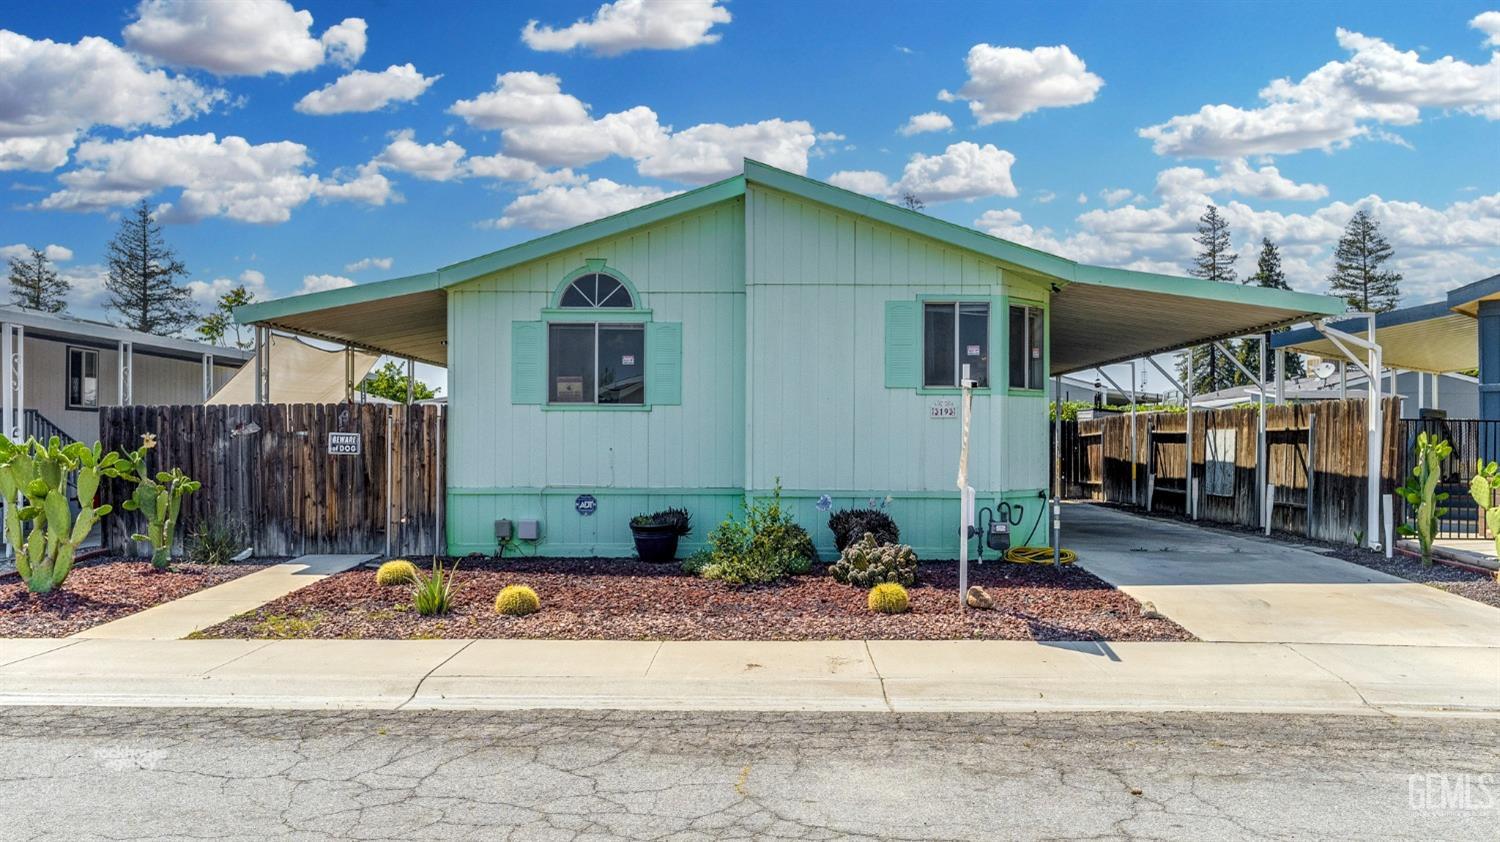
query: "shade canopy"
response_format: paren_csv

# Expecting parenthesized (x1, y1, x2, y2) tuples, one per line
(1271, 274, 1499, 374)
(237, 160, 1345, 376)
(209, 334, 380, 405)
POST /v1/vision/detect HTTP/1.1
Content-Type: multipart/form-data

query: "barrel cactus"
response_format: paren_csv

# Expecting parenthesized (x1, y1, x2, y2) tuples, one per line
(107, 434, 201, 570)
(867, 582, 910, 614)
(829, 533, 918, 587)
(0, 437, 117, 594)
(494, 585, 540, 616)
(376, 559, 419, 586)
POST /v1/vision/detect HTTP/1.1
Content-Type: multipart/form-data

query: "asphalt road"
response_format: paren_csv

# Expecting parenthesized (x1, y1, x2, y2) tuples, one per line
(0, 707, 1495, 841)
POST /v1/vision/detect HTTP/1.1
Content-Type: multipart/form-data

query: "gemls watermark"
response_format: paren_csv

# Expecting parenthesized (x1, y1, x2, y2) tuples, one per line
(1408, 773, 1496, 810)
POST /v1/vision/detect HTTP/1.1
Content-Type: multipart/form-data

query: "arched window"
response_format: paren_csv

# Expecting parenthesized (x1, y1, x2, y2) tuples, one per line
(549, 271, 644, 404)
(559, 273, 634, 309)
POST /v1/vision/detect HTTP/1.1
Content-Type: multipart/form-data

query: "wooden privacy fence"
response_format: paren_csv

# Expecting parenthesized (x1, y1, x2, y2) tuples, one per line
(99, 403, 445, 557)
(1061, 398, 1401, 543)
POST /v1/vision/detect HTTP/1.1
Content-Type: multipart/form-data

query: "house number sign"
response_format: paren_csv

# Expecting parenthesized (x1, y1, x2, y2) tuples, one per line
(328, 432, 362, 455)
(929, 399, 957, 419)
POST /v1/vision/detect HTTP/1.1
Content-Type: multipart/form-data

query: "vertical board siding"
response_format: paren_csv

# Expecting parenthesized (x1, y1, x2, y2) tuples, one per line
(1064, 398, 1401, 543)
(99, 403, 445, 557)
(745, 185, 1044, 516)
(446, 200, 746, 553)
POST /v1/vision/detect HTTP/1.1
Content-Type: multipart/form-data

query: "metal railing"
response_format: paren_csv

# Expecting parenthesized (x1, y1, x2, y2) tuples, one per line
(23, 409, 76, 446)
(1399, 418, 1500, 539)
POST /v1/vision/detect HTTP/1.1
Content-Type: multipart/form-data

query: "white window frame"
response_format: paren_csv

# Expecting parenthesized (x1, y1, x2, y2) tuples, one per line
(67, 346, 100, 410)
(547, 322, 646, 405)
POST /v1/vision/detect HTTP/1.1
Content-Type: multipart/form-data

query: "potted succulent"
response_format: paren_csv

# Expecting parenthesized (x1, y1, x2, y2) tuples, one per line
(630, 507, 692, 562)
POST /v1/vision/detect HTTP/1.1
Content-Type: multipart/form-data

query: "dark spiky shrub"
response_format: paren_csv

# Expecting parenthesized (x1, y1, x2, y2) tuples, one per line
(828, 508, 899, 552)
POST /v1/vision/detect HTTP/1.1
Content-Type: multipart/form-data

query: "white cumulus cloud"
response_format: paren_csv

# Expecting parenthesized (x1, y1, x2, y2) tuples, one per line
(899, 112, 954, 136)
(295, 64, 440, 115)
(1471, 11, 1500, 47)
(938, 43, 1103, 124)
(300, 274, 355, 294)
(188, 269, 271, 308)
(521, 0, 731, 56)
(637, 119, 818, 183)
(0, 243, 73, 263)
(1154, 158, 1329, 201)
(487, 177, 677, 231)
(0, 30, 222, 172)
(374, 129, 468, 182)
(829, 141, 1018, 203)
(123, 0, 366, 75)
(345, 257, 393, 273)
(1139, 27, 1500, 158)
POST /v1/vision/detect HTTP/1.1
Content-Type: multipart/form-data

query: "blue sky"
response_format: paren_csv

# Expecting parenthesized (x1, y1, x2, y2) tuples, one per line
(2, 0, 1497, 375)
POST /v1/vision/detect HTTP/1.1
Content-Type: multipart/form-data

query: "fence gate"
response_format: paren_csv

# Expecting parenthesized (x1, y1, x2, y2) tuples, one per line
(1399, 417, 1500, 540)
(99, 403, 445, 557)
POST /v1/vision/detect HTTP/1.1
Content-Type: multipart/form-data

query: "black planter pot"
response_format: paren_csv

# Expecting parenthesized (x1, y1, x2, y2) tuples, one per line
(631, 524, 681, 562)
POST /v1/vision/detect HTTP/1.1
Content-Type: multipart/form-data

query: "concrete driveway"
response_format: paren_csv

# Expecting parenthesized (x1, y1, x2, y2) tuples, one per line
(1066, 504, 1500, 646)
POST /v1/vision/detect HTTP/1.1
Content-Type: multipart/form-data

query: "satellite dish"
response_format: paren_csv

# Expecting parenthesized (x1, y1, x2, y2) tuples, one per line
(1314, 361, 1337, 379)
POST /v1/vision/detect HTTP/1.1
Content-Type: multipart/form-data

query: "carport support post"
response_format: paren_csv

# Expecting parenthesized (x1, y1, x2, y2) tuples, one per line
(1258, 336, 1267, 530)
(1129, 361, 1138, 505)
(405, 358, 415, 405)
(1053, 373, 1062, 567)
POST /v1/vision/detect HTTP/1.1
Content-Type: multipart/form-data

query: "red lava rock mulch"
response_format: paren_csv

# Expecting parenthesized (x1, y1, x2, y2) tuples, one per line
(0, 558, 271, 638)
(200, 557, 1194, 641)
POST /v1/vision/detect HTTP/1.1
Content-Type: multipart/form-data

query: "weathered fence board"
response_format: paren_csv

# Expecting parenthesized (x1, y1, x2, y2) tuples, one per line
(1062, 398, 1401, 543)
(99, 403, 445, 558)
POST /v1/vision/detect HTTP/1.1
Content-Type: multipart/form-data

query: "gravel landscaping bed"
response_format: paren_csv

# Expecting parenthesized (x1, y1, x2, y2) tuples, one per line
(1097, 503, 1500, 609)
(199, 557, 1194, 641)
(0, 558, 271, 638)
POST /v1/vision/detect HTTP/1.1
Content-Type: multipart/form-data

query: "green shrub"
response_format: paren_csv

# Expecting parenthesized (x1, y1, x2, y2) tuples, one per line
(784, 553, 812, 575)
(184, 513, 247, 565)
(828, 508, 899, 552)
(867, 582, 909, 614)
(376, 559, 419, 586)
(494, 585, 540, 616)
(829, 533, 918, 587)
(697, 481, 815, 585)
(412, 560, 459, 616)
(680, 549, 712, 575)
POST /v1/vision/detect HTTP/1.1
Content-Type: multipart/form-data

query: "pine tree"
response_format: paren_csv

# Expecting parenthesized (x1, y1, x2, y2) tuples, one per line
(1178, 205, 1240, 393)
(6, 247, 70, 313)
(1189, 204, 1238, 283)
(1243, 238, 1306, 379)
(1327, 210, 1401, 313)
(106, 200, 196, 335)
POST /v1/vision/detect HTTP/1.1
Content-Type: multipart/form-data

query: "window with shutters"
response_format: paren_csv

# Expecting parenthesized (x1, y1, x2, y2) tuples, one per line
(922, 301, 989, 388)
(550, 273, 644, 404)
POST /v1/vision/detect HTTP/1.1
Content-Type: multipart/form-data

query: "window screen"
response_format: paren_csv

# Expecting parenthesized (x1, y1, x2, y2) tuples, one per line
(1009, 304, 1045, 390)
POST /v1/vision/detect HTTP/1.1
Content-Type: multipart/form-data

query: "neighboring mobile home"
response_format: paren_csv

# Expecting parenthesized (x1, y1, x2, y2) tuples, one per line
(0, 305, 249, 444)
(237, 160, 1343, 558)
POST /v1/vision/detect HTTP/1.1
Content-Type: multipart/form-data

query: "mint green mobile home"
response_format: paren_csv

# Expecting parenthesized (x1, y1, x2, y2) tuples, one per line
(238, 161, 1342, 558)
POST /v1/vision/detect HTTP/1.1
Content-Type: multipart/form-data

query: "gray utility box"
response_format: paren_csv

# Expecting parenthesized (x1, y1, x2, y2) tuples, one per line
(494, 519, 512, 539)
(517, 519, 541, 540)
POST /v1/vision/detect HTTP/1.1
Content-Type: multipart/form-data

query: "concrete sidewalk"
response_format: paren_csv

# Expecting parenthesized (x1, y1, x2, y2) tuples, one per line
(0, 637, 1495, 717)
(73, 554, 375, 640)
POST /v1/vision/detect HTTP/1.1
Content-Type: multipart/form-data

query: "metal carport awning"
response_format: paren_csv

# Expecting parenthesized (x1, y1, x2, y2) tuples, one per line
(1048, 267, 1346, 375)
(237, 272, 449, 367)
(1270, 301, 1478, 374)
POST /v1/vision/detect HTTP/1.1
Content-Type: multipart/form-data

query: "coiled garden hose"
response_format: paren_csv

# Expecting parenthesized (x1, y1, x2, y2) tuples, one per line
(1003, 546, 1077, 565)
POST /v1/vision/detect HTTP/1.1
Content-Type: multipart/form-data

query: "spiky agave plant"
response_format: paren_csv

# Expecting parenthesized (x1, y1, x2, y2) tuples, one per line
(412, 559, 460, 616)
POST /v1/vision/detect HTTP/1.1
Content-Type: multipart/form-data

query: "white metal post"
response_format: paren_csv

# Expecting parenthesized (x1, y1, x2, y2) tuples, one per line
(1368, 318, 1383, 550)
(117, 340, 133, 405)
(344, 346, 355, 402)
(1274, 347, 1286, 406)
(253, 327, 264, 404)
(406, 358, 415, 405)
(1186, 347, 1196, 519)
(1432, 372, 1440, 411)
(1258, 336, 1267, 529)
(1129, 361, 1138, 505)
(1, 323, 13, 441)
(957, 364, 974, 607)
(1339, 361, 1347, 400)
(1053, 373, 1062, 566)
(201, 352, 214, 401)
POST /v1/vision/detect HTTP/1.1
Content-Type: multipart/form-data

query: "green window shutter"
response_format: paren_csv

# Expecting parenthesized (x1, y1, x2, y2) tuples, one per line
(511, 321, 545, 404)
(646, 321, 683, 405)
(884, 300, 919, 388)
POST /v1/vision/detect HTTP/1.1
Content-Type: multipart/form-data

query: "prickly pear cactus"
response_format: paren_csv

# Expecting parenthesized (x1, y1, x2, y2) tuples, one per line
(1396, 432, 1451, 567)
(1469, 458, 1500, 561)
(106, 434, 201, 570)
(0, 436, 117, 593)
(829, 532, 918, 587)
